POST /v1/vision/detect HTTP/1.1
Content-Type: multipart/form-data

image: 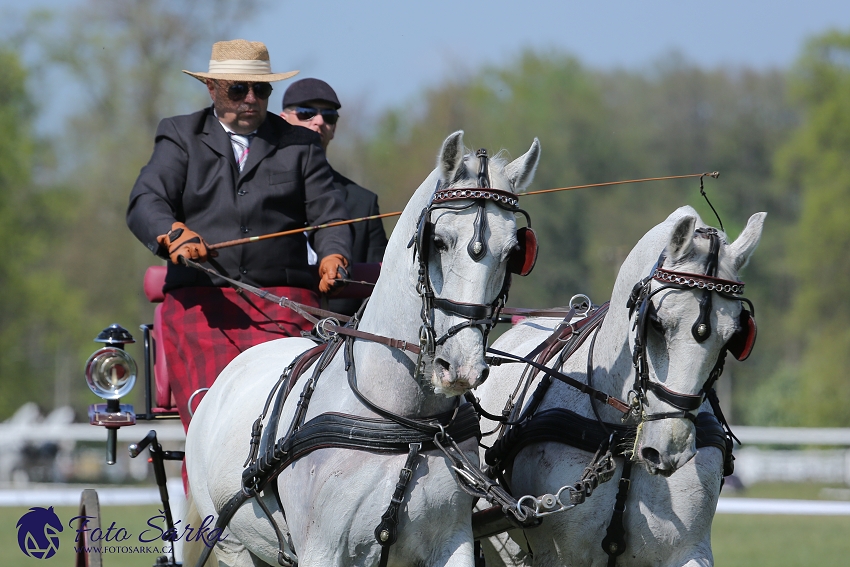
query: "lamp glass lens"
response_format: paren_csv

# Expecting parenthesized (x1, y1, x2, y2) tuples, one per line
(85, 347, 137, 399)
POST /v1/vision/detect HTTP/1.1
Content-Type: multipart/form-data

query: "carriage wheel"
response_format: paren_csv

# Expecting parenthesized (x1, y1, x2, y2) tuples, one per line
(75, 489, 103, 567)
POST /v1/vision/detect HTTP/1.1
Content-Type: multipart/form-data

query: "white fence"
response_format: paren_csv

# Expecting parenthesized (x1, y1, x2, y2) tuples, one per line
(0, 408, 185, 485)
(731, 425, 850, 486)
(2, 419, 850, 486)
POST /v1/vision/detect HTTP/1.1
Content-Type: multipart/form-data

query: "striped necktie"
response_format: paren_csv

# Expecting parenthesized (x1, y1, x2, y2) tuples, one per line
(228, 132, 255, 172)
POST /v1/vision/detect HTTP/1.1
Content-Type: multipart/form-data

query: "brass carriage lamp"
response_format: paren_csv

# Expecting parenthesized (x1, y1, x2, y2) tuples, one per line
(85, 324, 138, 465)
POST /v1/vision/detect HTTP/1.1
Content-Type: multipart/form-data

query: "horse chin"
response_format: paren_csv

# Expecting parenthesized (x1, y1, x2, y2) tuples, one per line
(429, 356, 487, 397)
(430, 365, 471, 397)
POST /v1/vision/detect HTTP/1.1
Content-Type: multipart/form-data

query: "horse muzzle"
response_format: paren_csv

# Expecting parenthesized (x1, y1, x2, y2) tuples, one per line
(431, 355, 489, 396)
(635, 418, 697, 476)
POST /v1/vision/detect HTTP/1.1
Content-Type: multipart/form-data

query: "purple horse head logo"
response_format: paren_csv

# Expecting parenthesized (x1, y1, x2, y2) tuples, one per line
(17, 506, 63, 559)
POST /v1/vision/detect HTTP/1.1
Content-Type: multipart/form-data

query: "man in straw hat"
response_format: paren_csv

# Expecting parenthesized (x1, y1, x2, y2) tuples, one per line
(127, 39, 352, 429)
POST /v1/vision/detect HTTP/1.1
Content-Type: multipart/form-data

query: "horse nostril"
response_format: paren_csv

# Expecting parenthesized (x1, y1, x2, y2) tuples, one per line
(479, 367, 490, 384)
(641, 447, 662, 466)
(435, 357, 451, 376)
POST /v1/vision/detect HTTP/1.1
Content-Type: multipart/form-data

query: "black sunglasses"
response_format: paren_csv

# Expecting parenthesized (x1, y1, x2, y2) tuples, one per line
(294, 106, 339, 125)
(225, 82, 273, 101)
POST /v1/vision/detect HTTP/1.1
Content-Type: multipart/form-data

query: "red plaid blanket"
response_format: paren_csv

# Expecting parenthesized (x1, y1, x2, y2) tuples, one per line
(159, 286, 318, 430)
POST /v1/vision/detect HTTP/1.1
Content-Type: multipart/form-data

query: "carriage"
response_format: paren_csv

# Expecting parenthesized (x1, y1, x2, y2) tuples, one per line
(81, 131, 763, 567)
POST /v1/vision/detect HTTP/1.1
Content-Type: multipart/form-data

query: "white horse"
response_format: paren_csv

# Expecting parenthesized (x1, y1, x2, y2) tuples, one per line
(476, 206, 765, 567)
(185, 131, 541, 567)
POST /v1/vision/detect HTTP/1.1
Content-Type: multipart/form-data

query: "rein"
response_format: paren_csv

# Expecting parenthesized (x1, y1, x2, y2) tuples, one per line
(180, 258, 349, 324)
(204, 172, 720, 252)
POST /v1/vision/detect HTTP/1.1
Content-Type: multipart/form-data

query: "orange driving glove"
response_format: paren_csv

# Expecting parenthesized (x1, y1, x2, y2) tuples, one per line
(318, 254, 349, 294)
(156, 222, 217, 265)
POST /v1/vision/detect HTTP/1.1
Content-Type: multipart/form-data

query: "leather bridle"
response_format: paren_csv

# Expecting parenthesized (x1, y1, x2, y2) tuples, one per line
(408, 149, 535, 380)
(627, 228, 755, 423)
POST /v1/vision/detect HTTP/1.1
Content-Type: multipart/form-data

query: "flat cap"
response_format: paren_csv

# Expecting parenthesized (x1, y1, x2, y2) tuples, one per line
(282, 78, 341, 110)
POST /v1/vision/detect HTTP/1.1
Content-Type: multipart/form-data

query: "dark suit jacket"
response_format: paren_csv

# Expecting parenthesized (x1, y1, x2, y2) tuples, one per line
(127, 107, 351, 292)
(327, 169, 388, 316)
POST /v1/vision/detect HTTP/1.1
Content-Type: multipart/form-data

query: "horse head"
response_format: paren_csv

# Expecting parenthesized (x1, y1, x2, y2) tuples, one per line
(628, 209, 765, 475)
(415, 131, 540, 396)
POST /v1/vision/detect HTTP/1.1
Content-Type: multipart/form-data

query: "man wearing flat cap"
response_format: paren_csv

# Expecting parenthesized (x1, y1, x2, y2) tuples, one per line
(127, 39, 352, 428)
(281, 78, 388, 316)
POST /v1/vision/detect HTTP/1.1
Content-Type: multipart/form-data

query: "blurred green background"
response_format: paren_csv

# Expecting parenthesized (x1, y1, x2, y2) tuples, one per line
(1, 0, 849, 432)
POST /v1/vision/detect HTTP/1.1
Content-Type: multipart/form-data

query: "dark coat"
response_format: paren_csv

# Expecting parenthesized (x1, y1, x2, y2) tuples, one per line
(127, 107, 351, 292)
(327, 169, 388, 316)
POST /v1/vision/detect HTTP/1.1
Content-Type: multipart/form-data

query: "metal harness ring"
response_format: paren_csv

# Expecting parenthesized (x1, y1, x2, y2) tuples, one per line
(187, 387, 210, 418)
(316, 317, 341, 341)
(569, 294, 593, 317)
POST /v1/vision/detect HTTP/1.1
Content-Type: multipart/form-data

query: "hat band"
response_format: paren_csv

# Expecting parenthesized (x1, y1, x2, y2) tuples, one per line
(208, 59, 272, 75)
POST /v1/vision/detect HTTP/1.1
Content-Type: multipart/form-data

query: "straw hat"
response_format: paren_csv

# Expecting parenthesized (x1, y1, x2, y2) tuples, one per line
(183, 39, 299, 83)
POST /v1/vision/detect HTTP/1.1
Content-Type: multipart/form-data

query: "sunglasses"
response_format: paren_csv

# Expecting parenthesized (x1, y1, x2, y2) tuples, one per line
(225, 82, 273, 101)
(293, 106, 339, 125)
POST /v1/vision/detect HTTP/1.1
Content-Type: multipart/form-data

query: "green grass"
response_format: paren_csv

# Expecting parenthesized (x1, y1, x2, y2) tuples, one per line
(712, 514, 850, 567)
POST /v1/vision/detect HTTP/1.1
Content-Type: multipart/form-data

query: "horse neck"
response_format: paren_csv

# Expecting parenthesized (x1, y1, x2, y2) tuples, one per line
(347, 170, 457, 416)
(358, 169, 438, 339)
(586, 222, 672, 408)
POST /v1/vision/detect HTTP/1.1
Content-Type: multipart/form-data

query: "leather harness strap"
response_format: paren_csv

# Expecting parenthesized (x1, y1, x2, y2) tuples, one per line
(321, 322, 421, 355)
(485, 408, 728, 468)
(500, 306, 576, 318)
(488, 346, 630, 415)
(243, 404, 481, 489)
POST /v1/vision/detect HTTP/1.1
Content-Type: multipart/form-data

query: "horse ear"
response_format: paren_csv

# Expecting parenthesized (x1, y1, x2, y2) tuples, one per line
(729, 212, 766, 272)
(505, 138, 541, 193)
(437, 131, 465, 184)
(667, 215, 697, 262)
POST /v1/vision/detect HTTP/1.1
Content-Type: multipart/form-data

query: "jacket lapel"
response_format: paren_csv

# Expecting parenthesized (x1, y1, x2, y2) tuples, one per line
(200, 109, 238, 174)
(240, 116, 277, 180)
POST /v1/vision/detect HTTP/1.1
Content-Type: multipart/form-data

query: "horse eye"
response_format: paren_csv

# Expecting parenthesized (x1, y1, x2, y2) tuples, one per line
(432, 235, 448, 252)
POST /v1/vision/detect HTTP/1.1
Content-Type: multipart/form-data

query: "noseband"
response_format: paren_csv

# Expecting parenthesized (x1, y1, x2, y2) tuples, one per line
(408, 149, 535, 379)
(627, 228, 755, 423)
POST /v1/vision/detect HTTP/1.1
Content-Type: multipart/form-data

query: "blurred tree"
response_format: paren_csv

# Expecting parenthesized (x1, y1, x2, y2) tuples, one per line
(0, 0, 262, 418)
(355, 51, 625, 307)
(3, 4, 825, 426)
(773, 30, 850, 426)
(350, 50, 799, 424)
(0, 47, 85, 417)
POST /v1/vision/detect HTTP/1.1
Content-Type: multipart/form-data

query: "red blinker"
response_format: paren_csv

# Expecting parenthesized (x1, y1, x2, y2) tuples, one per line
(509, 227, 538, 276)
